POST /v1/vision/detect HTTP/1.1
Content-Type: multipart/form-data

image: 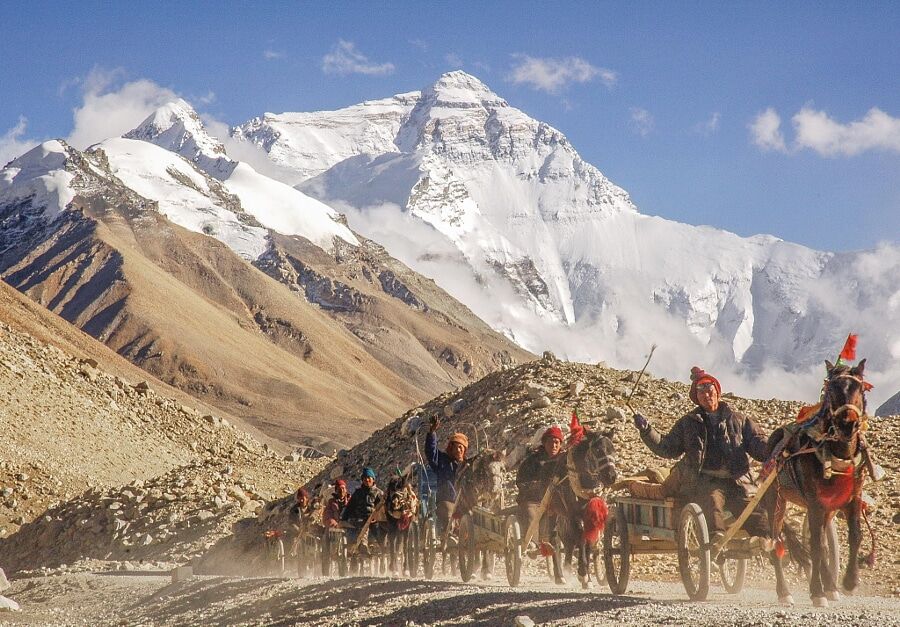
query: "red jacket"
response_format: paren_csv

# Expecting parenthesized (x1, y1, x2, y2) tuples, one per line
(323, 495, 349, 528)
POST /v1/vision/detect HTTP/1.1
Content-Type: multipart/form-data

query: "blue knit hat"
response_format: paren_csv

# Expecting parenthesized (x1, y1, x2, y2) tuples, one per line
(362, 467, 376, 480)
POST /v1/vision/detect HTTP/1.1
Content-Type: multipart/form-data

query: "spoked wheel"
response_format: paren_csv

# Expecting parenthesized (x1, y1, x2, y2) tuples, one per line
(717, 555, 747, 594)
(603, 505, 630, 595)
(591, 544, 607, 586)
(422, 521, 437, 580)
(406, 522, 421, 578)
(336, 535, 349, 577)
(677, 503, 711, 601)
(802, 514, 840, 583)
(458, 514, 478, 583)
(504, 515, 523, 587)
(321, 535, 333, 576)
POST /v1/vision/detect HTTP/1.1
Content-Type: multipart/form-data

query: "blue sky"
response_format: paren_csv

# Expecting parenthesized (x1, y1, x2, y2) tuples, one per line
(1, 1, 898, 251)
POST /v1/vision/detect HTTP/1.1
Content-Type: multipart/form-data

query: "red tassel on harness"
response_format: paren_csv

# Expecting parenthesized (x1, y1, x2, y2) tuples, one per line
(569, 409, 586, 447)
(839, 333, 858, 361)
(774, 539, 786, 560)
(582, 497, 608, 543)
(539, 542, 554, 558)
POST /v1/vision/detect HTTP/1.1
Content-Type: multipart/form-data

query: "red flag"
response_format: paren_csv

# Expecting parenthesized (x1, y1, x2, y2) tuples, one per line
(569, 409, 585, 447)
(839, 334, 858, 361)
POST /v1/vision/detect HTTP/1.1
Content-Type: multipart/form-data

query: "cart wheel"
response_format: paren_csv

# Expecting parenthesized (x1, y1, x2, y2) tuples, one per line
(603, 505, 630, 595)
(321, 535, 333, 576)
(458, 515, 477, 583)
(337, 536, 349, 577)
(802, 514, 840, 582)
(677, 503, 711, 601)
(717, 555, 746, 594)
(406, 522, 420, 578)
(423, 521, 437, 580)
(504, 515, 522, 587)
(592, 544, 607, 586)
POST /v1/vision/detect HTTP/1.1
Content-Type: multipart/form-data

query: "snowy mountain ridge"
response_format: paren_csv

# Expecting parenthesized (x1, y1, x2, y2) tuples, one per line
(230, 71, 900, 403)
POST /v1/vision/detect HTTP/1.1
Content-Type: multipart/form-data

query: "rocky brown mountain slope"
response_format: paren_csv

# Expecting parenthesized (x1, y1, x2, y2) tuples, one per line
(0, 280, 323, 571)
(0, 141, 529, 450)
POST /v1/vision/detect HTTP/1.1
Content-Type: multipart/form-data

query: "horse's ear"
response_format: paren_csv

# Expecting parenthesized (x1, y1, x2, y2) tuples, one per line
(825, 359, 835, 374)
(853, 358, 867, 377)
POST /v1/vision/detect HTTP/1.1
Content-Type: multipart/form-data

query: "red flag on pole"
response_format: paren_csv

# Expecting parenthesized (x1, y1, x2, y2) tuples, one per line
(569, 409, 586, 446)
(839, 334, 858, 362)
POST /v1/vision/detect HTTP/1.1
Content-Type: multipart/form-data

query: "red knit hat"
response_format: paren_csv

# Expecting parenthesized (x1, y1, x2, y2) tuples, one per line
(333, 479, 347, 490)
(689, 366, 721, 404)
(542, 425, 564, 442)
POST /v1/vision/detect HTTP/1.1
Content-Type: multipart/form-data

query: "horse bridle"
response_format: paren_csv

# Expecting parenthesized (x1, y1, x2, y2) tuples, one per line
(823, 373, 866, 421)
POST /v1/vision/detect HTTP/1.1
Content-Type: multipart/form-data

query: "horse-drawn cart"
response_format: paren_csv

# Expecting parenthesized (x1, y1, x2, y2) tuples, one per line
(603, 495, 752, 600)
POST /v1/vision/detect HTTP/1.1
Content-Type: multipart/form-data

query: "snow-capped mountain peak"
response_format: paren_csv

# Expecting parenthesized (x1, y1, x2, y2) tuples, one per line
(423, 70, 508, 108)
(0, 140, 77, 222)
(125, 99, 234, 179)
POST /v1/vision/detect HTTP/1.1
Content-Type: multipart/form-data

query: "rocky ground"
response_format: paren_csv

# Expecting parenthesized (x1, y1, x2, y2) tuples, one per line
(1, 571, 899, 626)
(0, 293, 898, 623)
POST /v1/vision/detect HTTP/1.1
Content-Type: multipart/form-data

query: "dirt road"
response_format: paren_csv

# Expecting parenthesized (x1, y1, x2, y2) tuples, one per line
(2, 569, 898, 626)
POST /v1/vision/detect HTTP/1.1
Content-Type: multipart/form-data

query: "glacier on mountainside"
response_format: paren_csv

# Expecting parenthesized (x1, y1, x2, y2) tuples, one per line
(230, 71, 900, 405)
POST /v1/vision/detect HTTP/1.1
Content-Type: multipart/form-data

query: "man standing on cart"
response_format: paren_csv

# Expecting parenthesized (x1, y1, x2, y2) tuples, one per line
(632, 367, 772, 549)
(425, 415, 470, 545)
(516, 425, 567, 584)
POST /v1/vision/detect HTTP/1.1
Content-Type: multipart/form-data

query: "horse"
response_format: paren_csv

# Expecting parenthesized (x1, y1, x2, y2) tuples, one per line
(546, 428, 618, 588)
(384, 470, 420, 576)
(763, 359, 873, 607)
(454, 448, 505, 579)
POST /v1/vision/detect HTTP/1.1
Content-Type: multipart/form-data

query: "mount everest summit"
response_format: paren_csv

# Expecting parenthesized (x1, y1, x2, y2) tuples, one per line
(230, 71, 899, 406)
(1, 70, 898, 416)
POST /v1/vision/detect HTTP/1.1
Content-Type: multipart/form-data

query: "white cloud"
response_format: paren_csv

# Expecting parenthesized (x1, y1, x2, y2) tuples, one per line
(67, 67, 179, 149)
(749, 107, 787, 152)
(751, 106, 900, 157)
(630, 107, 654, 137)
(321, 40, 395, 76)
(508, 54, 616, 93)
(695, 111, 721, 135)
(0, 116, 42, 166)
(194, 91, 216, 105)
(792, 106, 900, 156)
(445, 52, 463, 68)
(263, 49, 284, 60)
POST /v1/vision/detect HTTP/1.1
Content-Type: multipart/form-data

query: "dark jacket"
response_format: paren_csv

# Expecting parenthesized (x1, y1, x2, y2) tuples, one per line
(425, 431, 467, 503)
(639, 402, 768, 483)
(342, 485, 383, 525)
(323, 495, 348, 528)
(516, 447, 565, 504)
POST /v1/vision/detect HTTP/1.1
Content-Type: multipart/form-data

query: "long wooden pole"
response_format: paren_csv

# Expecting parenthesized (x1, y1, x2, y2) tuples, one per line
(711, 469, 777, 559)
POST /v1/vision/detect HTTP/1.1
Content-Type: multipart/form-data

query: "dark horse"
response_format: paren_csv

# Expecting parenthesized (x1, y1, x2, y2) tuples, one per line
(384, 470, 419, 576)
(543, 428, 618, 588)
(763, 359, 871, 607)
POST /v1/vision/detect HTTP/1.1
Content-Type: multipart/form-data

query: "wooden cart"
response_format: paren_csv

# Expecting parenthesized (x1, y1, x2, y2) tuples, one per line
(603, 496, 751, 600)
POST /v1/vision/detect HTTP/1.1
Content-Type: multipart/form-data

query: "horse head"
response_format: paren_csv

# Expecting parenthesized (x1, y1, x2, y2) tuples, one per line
(457, 449, 505, 511)
(822, 358, 868, 445)
(386, 471, 417, 520)
(574, 430, 618, 489)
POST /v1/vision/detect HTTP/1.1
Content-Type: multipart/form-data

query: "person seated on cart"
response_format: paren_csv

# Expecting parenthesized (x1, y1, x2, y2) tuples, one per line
(341, 468, 385, 553)
(424, 415, 469, 544)
(323, 479, 350, 529)
(632, 366, 772, 550)
(516, 425, 567, 584)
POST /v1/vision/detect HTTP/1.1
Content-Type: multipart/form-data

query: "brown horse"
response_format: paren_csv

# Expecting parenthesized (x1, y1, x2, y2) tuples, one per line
(454, 449, 505, 579)
(384, 470, 420, 576)
(764, 359, 871, 607)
